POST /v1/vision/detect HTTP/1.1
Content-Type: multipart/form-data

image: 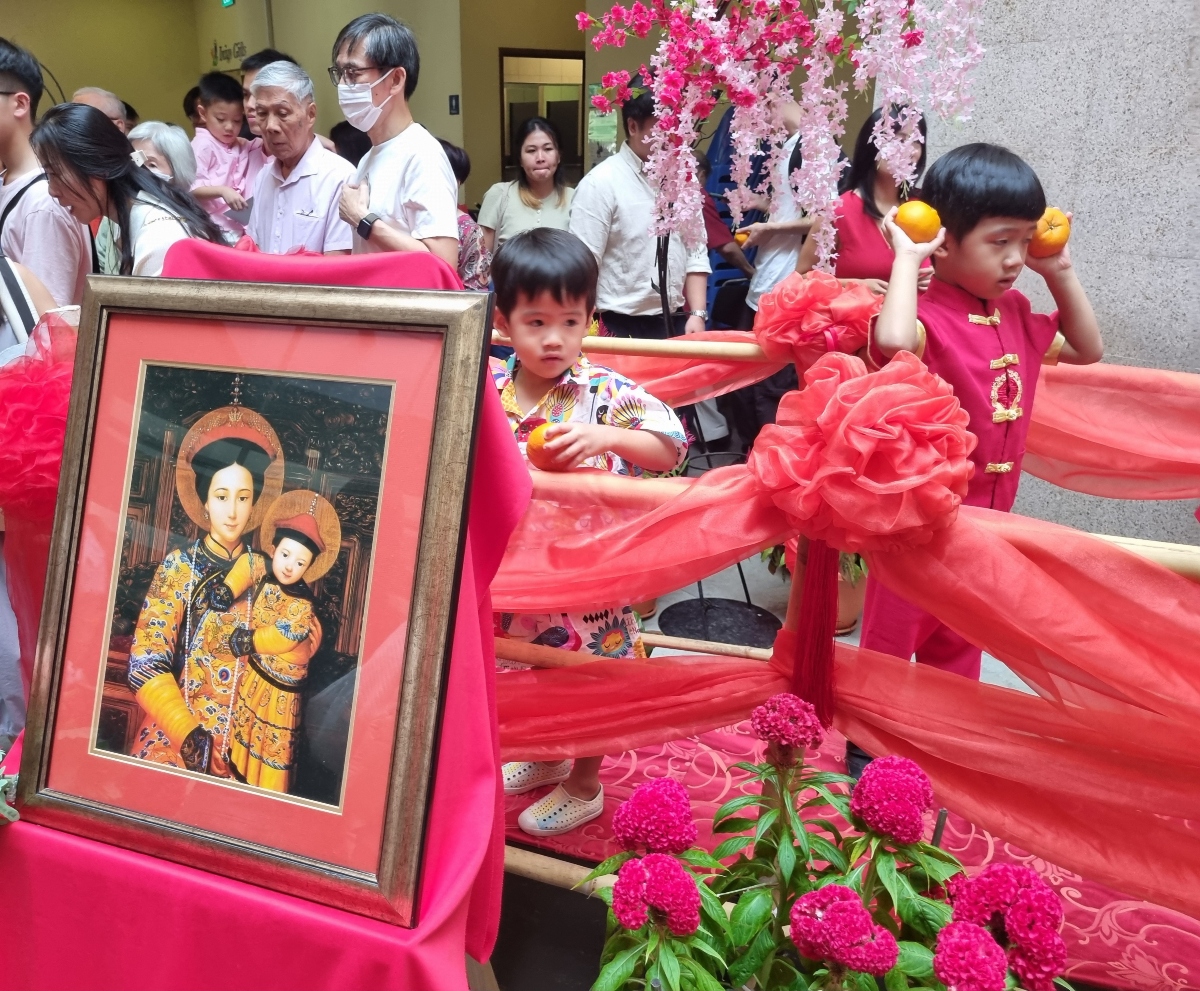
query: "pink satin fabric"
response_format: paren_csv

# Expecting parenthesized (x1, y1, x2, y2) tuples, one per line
(0, 242, 529, 986)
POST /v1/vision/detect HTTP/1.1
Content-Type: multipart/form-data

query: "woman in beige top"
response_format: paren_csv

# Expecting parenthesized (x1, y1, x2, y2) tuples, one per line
(479, 116, 574, 252)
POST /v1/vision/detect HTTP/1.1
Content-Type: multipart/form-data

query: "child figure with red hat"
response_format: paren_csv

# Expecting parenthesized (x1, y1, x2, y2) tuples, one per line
(209, 490, 341, 793)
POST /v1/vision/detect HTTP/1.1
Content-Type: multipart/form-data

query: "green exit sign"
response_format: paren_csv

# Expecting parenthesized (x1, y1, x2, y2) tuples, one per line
(222, 0, 235, 6)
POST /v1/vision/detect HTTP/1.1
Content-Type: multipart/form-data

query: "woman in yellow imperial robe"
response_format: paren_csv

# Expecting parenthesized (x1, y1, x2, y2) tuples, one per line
(126, 405, 285, 778)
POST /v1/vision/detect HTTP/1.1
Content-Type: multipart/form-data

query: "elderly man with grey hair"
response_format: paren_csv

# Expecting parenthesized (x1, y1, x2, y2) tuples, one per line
(71, 86, 127, 133)
(246, 61, 355, 255)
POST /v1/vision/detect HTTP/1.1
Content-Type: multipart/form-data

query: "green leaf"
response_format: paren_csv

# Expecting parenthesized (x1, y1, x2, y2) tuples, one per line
(754, 807, 781, 844)
(679, 848, 726, 872)
(778, 826, 796, 886)
(800, 769, 858, 787)
(809, 833, 848, 873)
(730, 888, 774, 947)
(714, 816, 758, 834)
(593, 885, 614, 907)
(897, 941, 936, 981)
(884, 964, 911, 991)
(845, 969, 883, 991)
(728, 927, 776, 987)
(769, 958, 812, 991)
(659, 941, 681, 991)
(697, 878, 732, 938)
(875, 851, 904, 908)
(686, 934, 727, 968)
(579, 850, 637, 887)
(679, 956, 725, 991)
(713, 793, 766, 824)
(591, 940, 645, 991)
(712, 835, 756, 861)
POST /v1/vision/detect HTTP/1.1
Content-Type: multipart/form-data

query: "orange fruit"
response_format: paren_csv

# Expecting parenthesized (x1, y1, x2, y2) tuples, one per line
(1029, 207, 1070, 258)
(894, 200, 942, 243)
(734, 230, 750, 246)
(524, 422, 560, 471)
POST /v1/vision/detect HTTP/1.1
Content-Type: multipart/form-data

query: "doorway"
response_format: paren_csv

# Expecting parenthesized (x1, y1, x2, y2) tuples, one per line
(499, 50, 585, 186)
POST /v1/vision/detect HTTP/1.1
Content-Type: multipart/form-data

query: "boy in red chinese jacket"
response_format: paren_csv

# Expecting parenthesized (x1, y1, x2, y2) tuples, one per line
(859, 143, 1102, 752)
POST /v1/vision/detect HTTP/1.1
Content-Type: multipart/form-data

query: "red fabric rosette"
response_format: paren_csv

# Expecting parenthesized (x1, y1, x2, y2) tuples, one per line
(747, 351, 974, 721)
(747, 350, 975, 553)
(0, 312, 77, 522)
(752, 270, 882, 370)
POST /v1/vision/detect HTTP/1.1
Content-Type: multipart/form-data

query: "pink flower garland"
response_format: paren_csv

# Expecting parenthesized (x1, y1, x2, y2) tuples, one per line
(580, 1, 985, 265)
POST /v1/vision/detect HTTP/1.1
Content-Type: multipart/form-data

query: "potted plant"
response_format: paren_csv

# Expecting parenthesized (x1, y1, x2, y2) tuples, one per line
(580, 694, 1071, 991)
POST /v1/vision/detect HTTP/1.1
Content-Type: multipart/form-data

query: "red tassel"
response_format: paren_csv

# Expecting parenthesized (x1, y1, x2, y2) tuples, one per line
(790, 538, 839, 726)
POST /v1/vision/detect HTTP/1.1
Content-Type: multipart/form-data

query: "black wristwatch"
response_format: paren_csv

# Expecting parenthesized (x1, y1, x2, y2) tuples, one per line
(357, 212, 380, 240)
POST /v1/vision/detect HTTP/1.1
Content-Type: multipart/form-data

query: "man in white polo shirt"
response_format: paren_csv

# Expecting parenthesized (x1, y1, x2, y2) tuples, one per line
(246, 61, 354, 255)
(331, 14, 458, 270)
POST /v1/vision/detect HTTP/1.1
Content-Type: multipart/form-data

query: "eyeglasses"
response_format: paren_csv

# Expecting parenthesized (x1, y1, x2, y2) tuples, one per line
(327, 63, 385, 86)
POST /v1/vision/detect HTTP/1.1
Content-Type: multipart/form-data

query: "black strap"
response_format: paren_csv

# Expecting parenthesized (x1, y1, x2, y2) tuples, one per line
(0, 252, 37, 336)
(89, 227, 101, 275)
(0, 172, 47, 240)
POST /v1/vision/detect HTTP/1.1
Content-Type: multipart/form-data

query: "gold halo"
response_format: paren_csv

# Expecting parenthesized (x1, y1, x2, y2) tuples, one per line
(260, 489, 342, 583)
(175, 405, 286, 532)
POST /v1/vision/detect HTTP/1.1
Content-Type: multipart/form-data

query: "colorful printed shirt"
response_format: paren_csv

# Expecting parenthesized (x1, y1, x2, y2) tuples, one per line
(456, 211, 491, 291)
(490, 353, 688, 476)
(491, 353, 686, 664)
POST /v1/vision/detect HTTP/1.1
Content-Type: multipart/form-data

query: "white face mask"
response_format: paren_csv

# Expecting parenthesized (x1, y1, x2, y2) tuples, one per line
(338, 68, 396, 132)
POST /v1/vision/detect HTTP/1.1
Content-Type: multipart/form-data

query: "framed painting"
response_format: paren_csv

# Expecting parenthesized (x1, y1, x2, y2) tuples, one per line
(17, 276, 492, 926)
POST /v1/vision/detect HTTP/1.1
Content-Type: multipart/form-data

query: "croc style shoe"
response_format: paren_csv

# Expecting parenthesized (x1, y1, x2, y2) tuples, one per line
(502, 759, 572, 796)
(517, 783, 605, 836)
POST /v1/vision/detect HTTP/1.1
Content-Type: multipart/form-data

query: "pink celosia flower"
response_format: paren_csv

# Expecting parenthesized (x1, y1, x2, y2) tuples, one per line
(850, 754, 934, 844)
(1005, 884, 1065, 945)
(612, 858, 649, 930)
(611, 777, 698, 854)
(1008, 929, 1068, 991)
(950, 863, 1043, 928)
(612, 854, 701, 936)
(750, 692, 824, 750)
(933, 921, 1007, 991)
(789, 884, 897, 974)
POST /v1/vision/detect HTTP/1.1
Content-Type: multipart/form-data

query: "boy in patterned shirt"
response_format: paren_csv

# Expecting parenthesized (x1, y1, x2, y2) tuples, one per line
(492, 228, 687, 836)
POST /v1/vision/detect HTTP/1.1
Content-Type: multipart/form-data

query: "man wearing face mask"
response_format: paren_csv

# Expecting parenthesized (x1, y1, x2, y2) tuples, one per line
(332, 13, 459, 270)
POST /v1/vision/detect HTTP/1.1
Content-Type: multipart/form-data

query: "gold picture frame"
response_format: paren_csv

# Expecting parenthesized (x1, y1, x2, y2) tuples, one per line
(18, 276, 493, 927)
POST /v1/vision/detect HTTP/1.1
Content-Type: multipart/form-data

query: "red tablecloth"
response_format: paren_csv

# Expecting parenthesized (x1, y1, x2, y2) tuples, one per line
(0, 242, 527, 990)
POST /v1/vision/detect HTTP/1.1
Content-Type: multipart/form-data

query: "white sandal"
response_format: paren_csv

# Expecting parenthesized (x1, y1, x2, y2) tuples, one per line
(502, 759, 572, 796)
(518, 783, 605, 836)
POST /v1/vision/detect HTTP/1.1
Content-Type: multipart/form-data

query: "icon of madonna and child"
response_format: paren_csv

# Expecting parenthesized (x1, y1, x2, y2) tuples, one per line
(96, 366, 391, 805)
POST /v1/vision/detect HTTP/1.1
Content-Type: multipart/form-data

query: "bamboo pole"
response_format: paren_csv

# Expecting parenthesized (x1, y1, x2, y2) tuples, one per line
(640, 631, 773, 661)
(504, 844, 614, 895)
(1093, 532, 1200, 583)
(490, 331, 769, 362)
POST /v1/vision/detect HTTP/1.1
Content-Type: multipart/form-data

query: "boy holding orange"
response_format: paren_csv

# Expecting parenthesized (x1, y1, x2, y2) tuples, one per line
(490, 228, 687, 835)
(860, 143, 1102, 727)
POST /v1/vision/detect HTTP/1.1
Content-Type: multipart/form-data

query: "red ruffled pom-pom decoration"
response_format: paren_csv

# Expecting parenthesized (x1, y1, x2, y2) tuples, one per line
(0, 312, 77, 521)
(753, 270, 881, 371)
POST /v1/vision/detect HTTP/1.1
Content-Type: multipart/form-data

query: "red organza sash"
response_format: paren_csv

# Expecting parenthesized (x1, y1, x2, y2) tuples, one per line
(606, 340, 1200, 502)
(496, 505, 1200, 919)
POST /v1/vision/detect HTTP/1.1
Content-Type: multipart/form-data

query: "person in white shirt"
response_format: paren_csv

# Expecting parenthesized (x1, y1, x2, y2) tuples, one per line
(569, 88, 710, 341)
(331, 13, 459, 270)
(32, 103, 226, 277)
(247, 61, 354, 255)
(0, 38, 91, 307)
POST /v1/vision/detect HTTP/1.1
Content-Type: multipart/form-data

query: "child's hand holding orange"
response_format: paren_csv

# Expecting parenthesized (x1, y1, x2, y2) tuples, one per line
(532, 422, 612, 470)
(882, 204, 945, 262)
(1024, 208, 1074, 278)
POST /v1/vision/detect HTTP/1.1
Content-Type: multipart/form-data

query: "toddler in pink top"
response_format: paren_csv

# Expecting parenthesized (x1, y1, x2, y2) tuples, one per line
(190, 72, 253, 235)
(863, 143, 1103, 704)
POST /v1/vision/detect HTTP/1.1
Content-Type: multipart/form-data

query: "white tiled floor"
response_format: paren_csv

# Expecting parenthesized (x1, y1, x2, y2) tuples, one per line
(643, 553, 1034, 695)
